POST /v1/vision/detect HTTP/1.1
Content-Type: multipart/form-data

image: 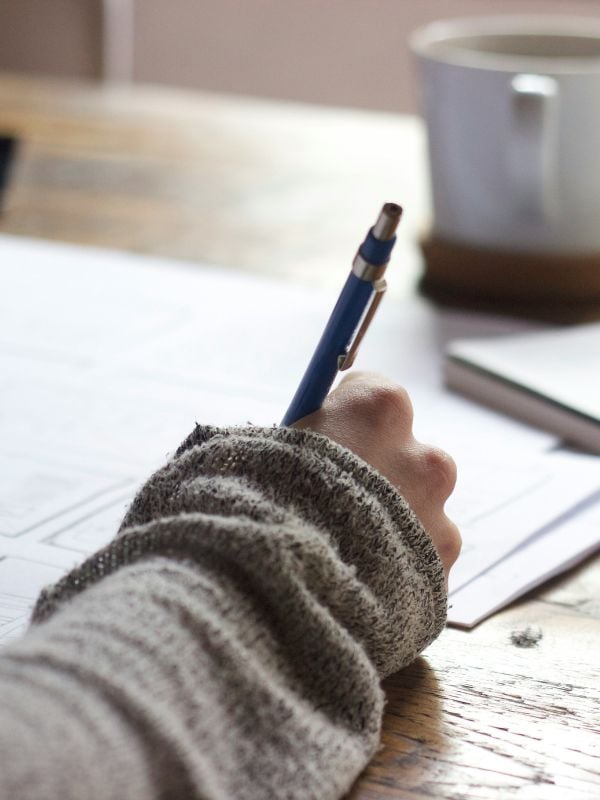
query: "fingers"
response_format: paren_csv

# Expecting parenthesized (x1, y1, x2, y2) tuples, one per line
(292, 372, 462, 577)
(328, 372, 415, 438)
(416, 445, 458, 504)
(434, 516, 463, 575)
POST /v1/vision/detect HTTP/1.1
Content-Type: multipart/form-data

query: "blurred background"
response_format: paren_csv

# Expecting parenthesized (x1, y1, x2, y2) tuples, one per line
(2, 0, 600, 111)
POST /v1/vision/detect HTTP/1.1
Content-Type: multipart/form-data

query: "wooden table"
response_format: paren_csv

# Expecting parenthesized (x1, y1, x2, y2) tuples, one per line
(1, 73, 598, 799)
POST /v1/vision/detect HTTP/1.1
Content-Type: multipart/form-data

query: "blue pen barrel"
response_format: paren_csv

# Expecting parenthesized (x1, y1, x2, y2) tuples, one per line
(281, 202, 401, 426)
(281, 273, 373, 426)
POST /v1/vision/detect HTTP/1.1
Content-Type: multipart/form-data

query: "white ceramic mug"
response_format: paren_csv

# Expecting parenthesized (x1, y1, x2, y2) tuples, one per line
(411, 16, 600, 254)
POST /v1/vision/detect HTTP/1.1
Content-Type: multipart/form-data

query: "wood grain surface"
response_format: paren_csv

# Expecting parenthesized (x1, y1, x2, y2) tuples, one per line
(0, 72, 428, 297)
(0, 72, 598, 799)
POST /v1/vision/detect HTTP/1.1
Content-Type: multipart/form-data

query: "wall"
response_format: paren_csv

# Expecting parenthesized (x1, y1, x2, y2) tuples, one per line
(133, 0, 600, 111)
(0, 0, 101, 79)
(1, 0, 600, 111)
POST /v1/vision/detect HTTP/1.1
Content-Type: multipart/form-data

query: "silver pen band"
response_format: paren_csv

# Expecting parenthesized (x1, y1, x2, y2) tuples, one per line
(351, 253, 388, 282)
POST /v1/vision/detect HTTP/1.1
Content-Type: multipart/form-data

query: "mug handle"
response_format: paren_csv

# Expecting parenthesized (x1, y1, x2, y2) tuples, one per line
(508, 74, 558, 221)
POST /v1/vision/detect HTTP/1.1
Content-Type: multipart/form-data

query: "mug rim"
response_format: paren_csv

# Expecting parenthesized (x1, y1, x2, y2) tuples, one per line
(410, 15, 600, 74)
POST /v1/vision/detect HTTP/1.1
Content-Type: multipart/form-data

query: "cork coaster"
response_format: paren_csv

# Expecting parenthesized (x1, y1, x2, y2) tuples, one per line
(420, 235, 600, 323)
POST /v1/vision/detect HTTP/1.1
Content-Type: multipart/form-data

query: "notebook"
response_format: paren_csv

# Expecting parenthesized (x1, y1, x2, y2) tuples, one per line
(444, 323, 600, 454)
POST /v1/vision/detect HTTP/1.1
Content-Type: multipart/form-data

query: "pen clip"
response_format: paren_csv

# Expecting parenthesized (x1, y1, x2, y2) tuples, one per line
(338, 278, 387, 371)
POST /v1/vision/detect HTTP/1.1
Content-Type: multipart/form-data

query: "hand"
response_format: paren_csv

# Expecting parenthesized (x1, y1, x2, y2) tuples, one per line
(292, 372, 461, 578)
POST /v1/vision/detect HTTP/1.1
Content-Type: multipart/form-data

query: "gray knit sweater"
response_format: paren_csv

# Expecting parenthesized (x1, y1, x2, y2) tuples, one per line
(0, 426, 446, 800)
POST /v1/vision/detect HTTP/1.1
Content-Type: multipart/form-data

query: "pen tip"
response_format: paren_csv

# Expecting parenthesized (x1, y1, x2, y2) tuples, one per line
(373, 203, 403, 240)
(383, 202, 403, 218)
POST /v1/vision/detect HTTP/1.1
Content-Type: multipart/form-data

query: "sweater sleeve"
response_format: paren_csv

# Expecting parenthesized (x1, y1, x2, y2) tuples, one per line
(0, 425, 447, 800)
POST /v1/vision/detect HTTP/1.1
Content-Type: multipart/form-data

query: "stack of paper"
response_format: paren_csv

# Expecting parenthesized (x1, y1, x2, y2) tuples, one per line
(0, 235, 598, 640)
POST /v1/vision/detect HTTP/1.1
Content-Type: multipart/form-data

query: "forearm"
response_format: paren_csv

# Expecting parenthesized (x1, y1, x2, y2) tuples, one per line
(0, 426, 447, 800)
(1, 554, 379, 800)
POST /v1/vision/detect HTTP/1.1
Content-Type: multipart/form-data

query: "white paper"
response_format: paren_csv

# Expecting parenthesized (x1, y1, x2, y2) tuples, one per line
(0, 558, 67, 645)
(447, 450, 600, 595)
(448, 491, 600, 627)
(0, 450, 131, 538)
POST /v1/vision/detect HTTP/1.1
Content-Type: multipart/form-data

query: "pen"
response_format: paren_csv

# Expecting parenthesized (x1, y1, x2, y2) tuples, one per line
(281, 202, 402, 426)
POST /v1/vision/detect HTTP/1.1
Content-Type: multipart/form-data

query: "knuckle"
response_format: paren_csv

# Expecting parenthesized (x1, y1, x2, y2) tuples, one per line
(421, 447, 457, 497)
(361, 384, 413, 426)
(438, 519, 462, 569)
